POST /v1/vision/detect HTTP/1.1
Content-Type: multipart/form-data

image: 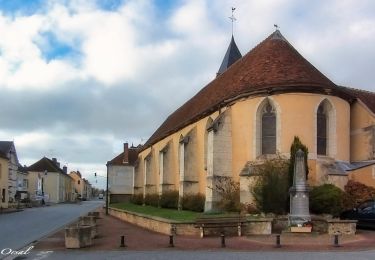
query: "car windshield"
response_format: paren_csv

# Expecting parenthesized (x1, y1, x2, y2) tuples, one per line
(359, 201, 375, 211)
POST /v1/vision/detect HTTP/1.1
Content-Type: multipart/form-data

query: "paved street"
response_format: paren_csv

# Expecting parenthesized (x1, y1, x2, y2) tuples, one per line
(21, 249, 375, 260)
(0, 200, 104, 252)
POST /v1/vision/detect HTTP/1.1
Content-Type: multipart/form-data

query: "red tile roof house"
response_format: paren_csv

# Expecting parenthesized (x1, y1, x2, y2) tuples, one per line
(26, 157, 74, 204)
(106, 143, 139, 203)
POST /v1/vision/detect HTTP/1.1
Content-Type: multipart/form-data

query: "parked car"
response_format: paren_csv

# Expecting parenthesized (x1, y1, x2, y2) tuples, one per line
(98, 193, 104, 199)
(340, 200, 375, 229)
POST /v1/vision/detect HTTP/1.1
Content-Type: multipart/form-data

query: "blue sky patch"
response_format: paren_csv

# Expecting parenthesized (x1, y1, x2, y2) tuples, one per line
(36, 31, 81, 63)
(0, 0, 45, 15)
(95, 0, 124, 11)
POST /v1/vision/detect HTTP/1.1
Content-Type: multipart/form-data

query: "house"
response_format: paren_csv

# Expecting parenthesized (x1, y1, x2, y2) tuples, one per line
(27, 157, 74, 203)
(69, 170, 84, 200)
(69, 171, 92, 200)
(0, 141, 21, 208)
(16, 165, 29, 201)
(106, 143, 138, 203)
(83, 178, 92, 200)
(132, 29, 375, 211)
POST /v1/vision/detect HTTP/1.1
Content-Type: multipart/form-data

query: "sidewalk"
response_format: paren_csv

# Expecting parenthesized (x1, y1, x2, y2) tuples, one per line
(0, 208, 23, 214)
(33, 208, 375, 252)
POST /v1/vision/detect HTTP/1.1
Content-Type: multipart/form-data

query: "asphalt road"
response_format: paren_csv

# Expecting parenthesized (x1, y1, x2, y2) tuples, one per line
(0, 200, 104, 252)
(20, 249, 375, 260)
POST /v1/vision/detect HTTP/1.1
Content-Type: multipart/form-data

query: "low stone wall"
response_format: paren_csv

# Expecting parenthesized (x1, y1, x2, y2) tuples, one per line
(109, 207, 273, 236)
(65, 225, 92, 248)
(327, 220, 357, 235)
(272, 216, 356, 234)
(244, 218, 273, 235)
(109, 207, 199, 236)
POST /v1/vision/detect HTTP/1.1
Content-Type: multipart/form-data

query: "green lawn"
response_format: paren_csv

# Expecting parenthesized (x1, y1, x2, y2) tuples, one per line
(110, 202, 201, 222)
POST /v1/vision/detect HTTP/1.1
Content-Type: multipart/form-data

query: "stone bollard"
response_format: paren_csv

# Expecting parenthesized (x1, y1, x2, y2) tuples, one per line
(79, 216, 97, 239)
(88, 211, 100, 219)
(65, 225, 92, 248)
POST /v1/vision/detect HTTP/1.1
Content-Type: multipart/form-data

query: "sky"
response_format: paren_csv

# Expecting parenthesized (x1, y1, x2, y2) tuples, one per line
(0, 0, 375, 189)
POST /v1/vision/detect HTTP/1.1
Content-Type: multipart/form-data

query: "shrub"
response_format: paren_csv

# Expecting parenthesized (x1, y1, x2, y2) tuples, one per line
(310, 184, 344, 217)
(344, 180, 375, 209)
(160, 190, 179, 209)
(214, 177, 241, 212)
(144, 193, 159, 207)
(242, 203, 261, 215)
(181, 193, 205, 212)
(130, 194, 144, 205)
(250, 156, 290, 214)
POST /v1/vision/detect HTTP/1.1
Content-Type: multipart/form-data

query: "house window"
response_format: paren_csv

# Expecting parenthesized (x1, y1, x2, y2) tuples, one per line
(261, 102, 276, 155)
(78, 180, 80, 185)
(317, 103, 328, 155)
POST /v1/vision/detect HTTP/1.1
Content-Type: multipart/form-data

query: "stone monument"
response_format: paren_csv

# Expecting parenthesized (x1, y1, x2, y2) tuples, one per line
(289, 149, 311, 226)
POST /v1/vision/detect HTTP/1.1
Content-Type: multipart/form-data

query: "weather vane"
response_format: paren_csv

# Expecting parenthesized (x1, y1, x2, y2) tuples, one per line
(274, 24, 279, 30)
(229, 7, 236, 36)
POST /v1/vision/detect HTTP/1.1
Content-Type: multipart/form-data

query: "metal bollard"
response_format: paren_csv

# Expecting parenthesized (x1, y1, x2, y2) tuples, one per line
(169, 235, 174, 247)
(120, 235, 126, 248)
(333, 234, 340, 247)
(275, 234, 281, 248)
(221, 233, 226, 248)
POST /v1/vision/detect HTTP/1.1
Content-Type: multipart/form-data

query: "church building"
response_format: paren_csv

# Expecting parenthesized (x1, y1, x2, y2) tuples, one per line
(133, 29, 375, 211)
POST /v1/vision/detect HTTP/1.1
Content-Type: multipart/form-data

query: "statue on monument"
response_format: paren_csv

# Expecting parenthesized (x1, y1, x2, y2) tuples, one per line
(289, 149, 311, 226)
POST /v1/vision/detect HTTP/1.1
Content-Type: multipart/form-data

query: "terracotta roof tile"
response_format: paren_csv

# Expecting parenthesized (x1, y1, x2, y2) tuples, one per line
(339, 86, 375, 114)
(141, 30, 354, 151)
(107, 148, 139, 166)
(27, 157, 65, 174)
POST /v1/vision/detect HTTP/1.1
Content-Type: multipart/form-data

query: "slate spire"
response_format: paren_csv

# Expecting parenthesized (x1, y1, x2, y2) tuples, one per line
(217, 35, 242, 76)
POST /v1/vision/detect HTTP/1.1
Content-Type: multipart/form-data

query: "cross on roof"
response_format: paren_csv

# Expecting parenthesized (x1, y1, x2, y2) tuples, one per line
(229, 7, 236, 35)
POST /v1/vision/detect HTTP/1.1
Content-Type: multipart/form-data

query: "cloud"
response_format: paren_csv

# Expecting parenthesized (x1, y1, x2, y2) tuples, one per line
(1, 0, 375, 189)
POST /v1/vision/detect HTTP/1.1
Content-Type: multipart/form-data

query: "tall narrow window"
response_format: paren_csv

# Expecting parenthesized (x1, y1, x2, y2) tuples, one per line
(262, 102, 276, 154)
(317, 104, 327, 155)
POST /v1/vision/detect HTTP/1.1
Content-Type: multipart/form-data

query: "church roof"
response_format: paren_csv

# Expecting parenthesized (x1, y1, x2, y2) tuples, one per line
(217, 35, 242, 75)
(339, 86, 375, 114)
(141, 30, 355, 151)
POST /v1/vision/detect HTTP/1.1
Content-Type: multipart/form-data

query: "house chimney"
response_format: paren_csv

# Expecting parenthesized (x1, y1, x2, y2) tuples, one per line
(123, 143, 129, 163)
(63, 166, 67, 174)
(52, 158, 60, 168)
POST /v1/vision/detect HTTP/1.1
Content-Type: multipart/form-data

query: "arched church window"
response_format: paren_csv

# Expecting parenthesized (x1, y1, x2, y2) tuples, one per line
(317, 103, 327, 155)
(261, 101, 276, 154)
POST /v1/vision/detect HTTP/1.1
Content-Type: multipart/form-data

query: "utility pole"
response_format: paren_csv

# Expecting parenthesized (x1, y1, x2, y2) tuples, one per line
(106, 163, 109, 215)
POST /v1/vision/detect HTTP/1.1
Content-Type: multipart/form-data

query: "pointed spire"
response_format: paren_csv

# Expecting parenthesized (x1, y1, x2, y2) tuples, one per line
(271, 29, 287, 41)
(217, 35, 242, 76)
